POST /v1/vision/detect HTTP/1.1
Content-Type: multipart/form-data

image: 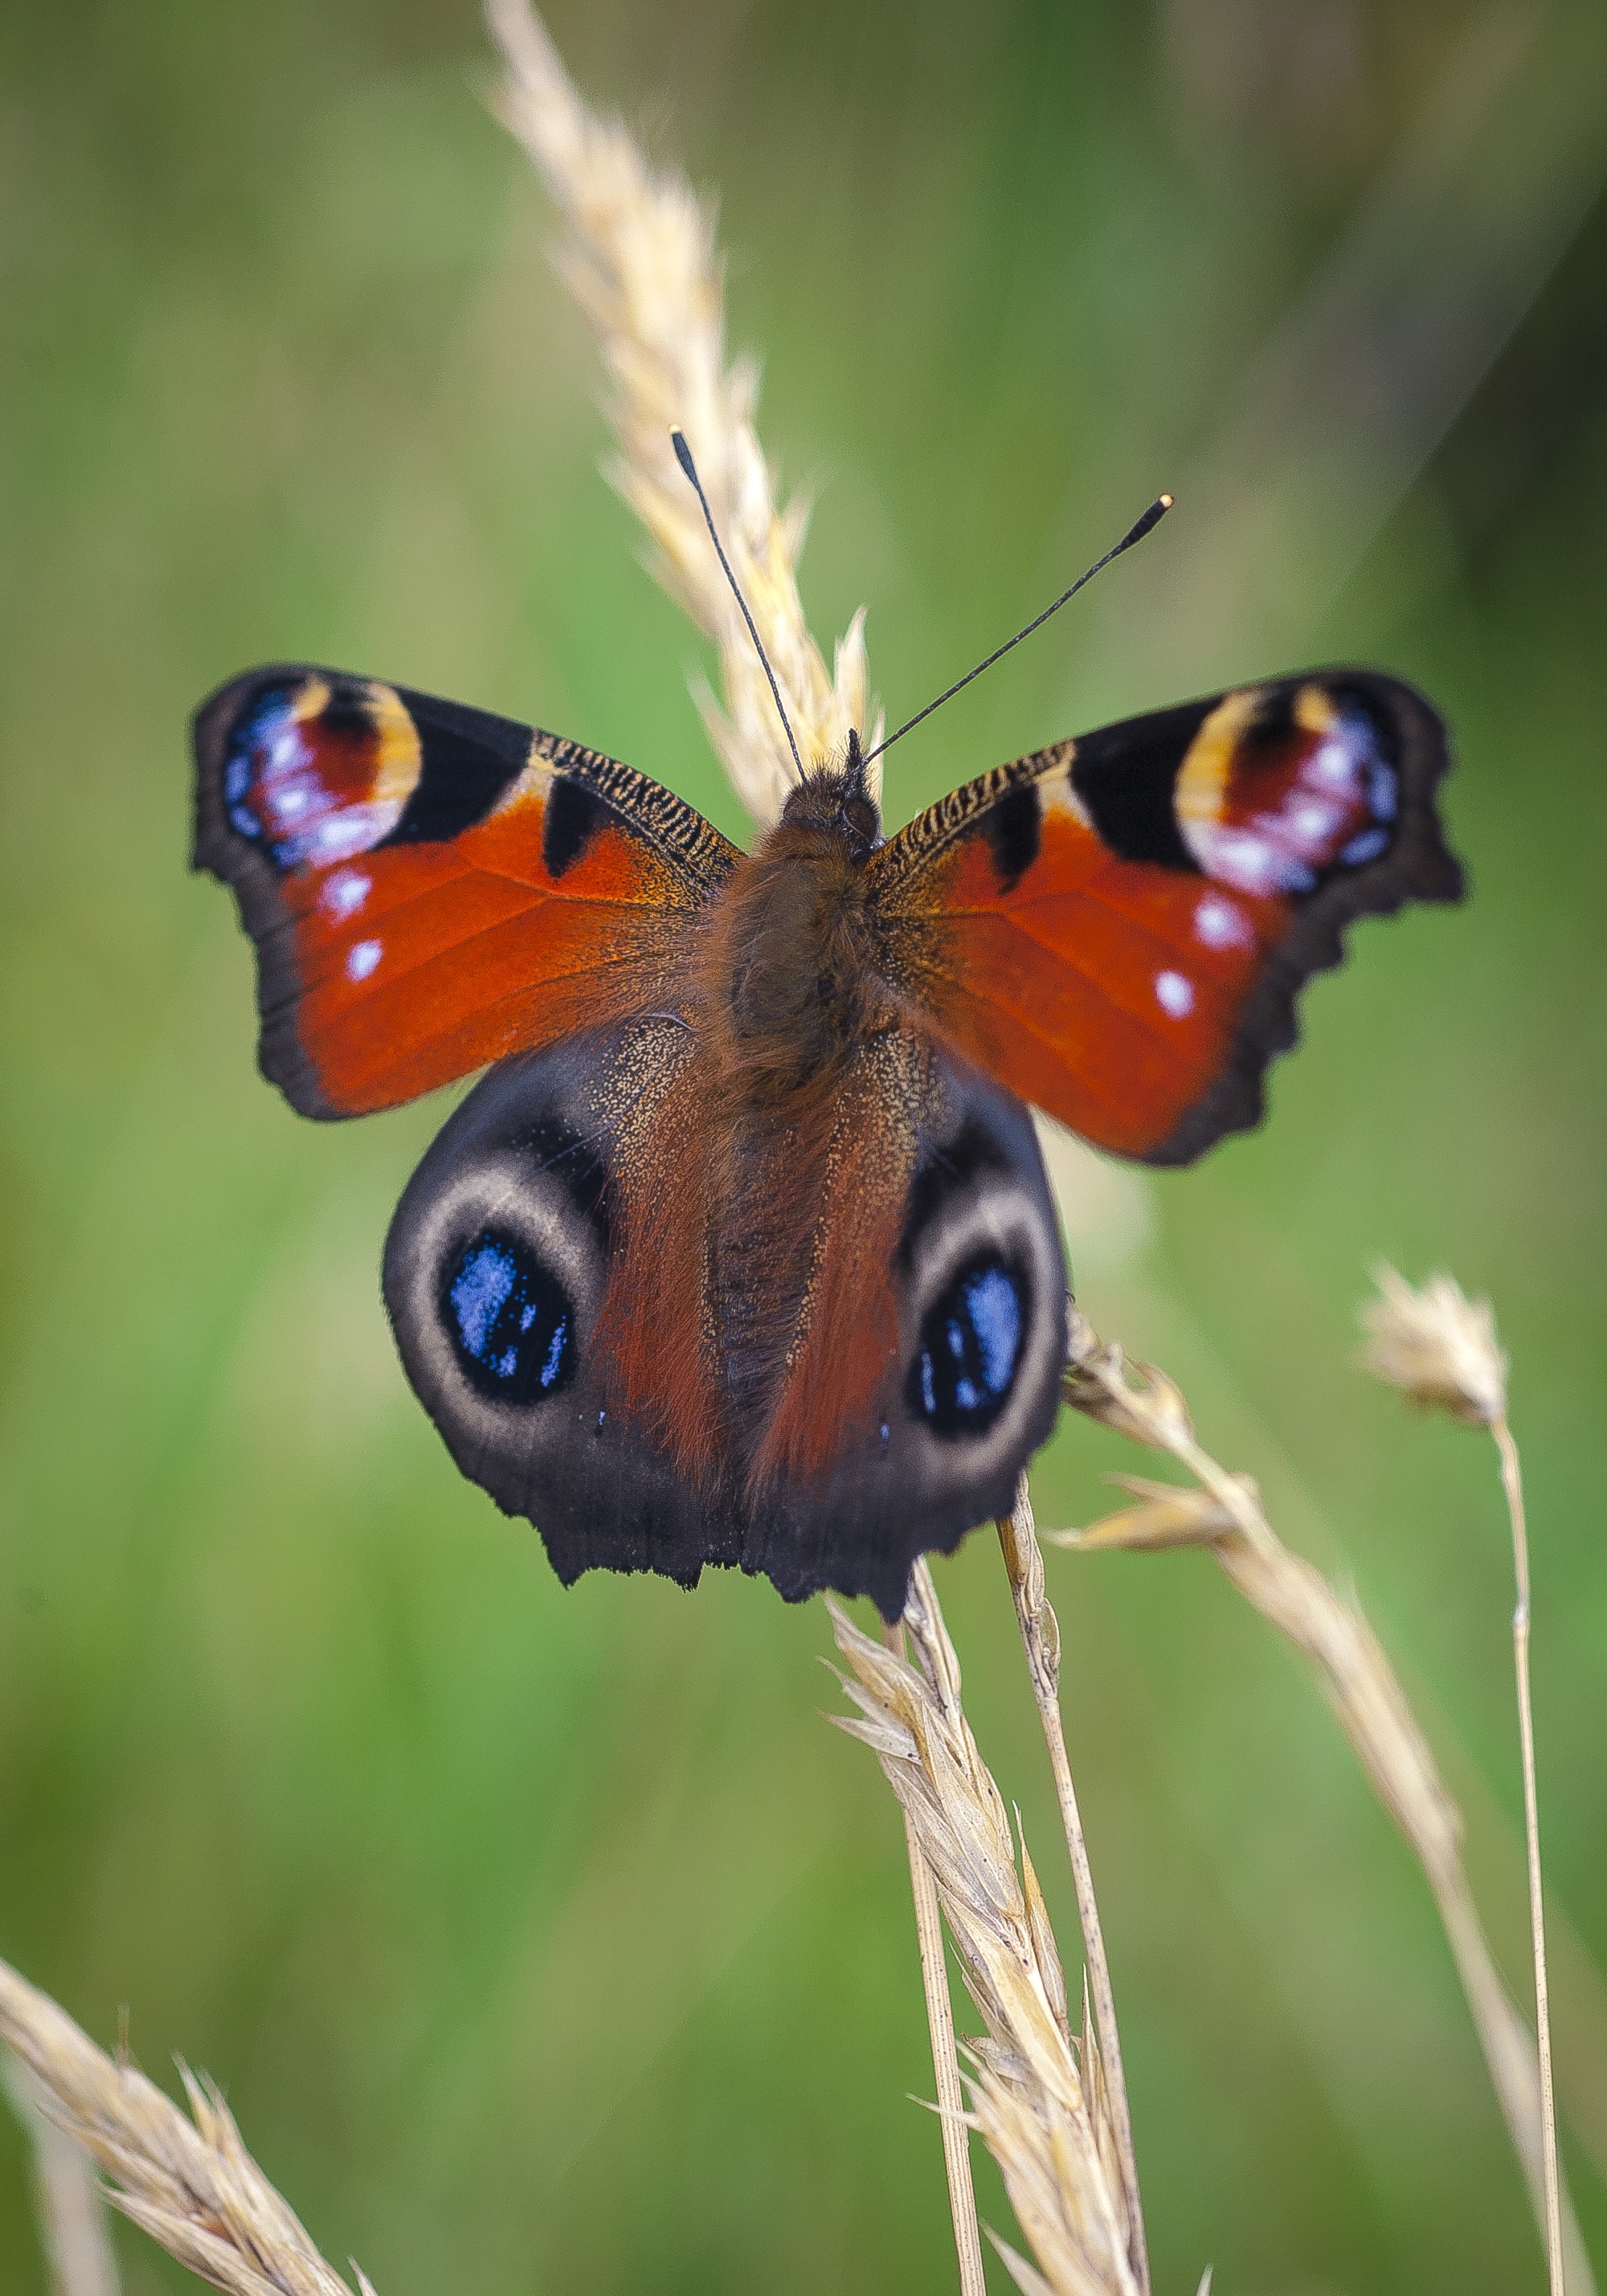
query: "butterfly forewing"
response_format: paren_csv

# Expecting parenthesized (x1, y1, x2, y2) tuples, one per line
(868, 669, 1462, 1163)
(192, 664, 738, 1117)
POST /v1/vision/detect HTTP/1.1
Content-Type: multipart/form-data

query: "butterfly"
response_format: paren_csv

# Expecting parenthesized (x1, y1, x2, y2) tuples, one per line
(193, 640, 1461, 1620)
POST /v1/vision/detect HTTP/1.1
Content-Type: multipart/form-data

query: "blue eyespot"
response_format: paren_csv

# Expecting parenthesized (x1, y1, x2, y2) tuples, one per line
(907, 1254, 1027, 1438)
(441, 1230, 576, 1404)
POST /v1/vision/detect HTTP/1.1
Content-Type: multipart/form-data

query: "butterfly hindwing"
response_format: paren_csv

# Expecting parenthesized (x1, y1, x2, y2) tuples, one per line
(738, 1036, 1067, 1619)
(382, 1009, 1064, 1620)
(869, 669, 1462, 1163)
(193, 664, 738, 1117)
(382, 1017, 747, 1591)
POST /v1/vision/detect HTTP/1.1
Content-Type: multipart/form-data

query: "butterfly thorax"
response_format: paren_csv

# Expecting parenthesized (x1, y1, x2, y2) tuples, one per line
(776, 753, 881, 854)
(704, 766, 892, 1107)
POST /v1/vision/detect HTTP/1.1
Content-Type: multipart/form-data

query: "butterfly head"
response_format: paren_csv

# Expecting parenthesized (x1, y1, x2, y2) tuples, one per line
(776, 728, 881, 860)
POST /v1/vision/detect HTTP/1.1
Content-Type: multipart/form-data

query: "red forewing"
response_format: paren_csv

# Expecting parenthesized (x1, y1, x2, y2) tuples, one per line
(193, 665, 738, 1117)
(869, 670, 1462, 1163)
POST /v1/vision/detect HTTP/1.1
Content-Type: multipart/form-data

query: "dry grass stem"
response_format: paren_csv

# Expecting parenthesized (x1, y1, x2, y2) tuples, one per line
(829, 1564, 1143, 2296)
(1054, 1309, 1593, 2294)
(1496, 1415, 1565, 2296)
(881, 1619, 989, 2296)
(485, 0, 877, 825)
(1360, 1264, 1564, 2296)
(0, 1958, 378, 2296)
(3, 2047, 121, 2296)
(998, 1479, 1150, 2296)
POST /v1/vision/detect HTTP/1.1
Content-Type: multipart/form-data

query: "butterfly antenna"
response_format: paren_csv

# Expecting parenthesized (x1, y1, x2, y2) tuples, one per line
(671, 428, 805, 781)
(860, 492, 1174, 771)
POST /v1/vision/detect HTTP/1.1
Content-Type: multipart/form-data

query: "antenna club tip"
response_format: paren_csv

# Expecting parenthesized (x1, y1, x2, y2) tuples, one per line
(671, 427, 695, 478)
(1159, 492, 1175, 509)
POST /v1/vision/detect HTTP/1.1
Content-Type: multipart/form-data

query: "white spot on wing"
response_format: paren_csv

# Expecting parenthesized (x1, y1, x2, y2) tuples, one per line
(1310, 732, 1357, 786)
(1205, 826, 1282, 893)
(1193, 893, 1251, 950)
(346, 939, 382, 983)
(267, 725, 305, 774)
(1290, 796, 1340, 842)
(307, 804, 400, 866)
(1155, 969, 1195, 1018)
(323, 868, 370, 918)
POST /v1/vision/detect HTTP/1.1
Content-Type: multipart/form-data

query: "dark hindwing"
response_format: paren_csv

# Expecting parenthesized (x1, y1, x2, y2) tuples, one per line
(382, 1019, 746, 1592)
(193, 664, 738, 1117)
(868, 669, 1462, 1163)
(738, 1037, 1067, 1620)
(384, 1017, 1065, 1620)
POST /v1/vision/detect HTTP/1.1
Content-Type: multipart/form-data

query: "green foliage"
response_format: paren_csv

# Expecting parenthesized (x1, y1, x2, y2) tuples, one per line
(0, 2, 1602, 2289)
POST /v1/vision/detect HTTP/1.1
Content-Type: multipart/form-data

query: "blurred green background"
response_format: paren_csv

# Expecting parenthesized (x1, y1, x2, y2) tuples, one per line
(2, 1, 1604, 2290)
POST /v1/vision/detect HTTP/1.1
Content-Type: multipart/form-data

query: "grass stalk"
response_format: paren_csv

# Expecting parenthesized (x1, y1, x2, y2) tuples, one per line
(1495, 1410, 1565, 2294)
(2, 2046, 121, 2296)
(1055, 1304, 1595, 2293)
(998, 1481, 1151, 2296)
(1356, 1265, 1568, 2290)
(885, 1618, 990, 2296)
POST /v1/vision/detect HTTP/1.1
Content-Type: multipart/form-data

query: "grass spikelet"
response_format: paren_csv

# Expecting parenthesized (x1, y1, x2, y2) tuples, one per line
(971, 1980, 1134, 2296)
(1357, 1262, 1508, 1427)
(485, 0, 877, 823)
(828, 1563, 1143, 2296)
(0, 1958, 377, 2296)
(1053, 1306, 1592, 2296)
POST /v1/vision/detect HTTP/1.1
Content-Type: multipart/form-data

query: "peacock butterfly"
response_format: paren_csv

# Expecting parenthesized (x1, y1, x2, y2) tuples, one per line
(194, 574, 1462, 1618)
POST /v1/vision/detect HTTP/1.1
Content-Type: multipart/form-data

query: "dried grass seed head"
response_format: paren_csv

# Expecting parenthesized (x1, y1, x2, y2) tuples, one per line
(0, 1956, 373, 2296)
(1358, 1263, 1508, 1427)
(1046, 1474, 1245, 1554)
(825, 1591, 1139, 2296)
(1061, 1310, 1195, 1452)
(486, 0, 878, 827)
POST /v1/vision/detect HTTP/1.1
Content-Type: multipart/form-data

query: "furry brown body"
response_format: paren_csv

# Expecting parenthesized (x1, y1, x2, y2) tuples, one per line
(681, 763, 914, 1485)
(705, 765, 888, 1097)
